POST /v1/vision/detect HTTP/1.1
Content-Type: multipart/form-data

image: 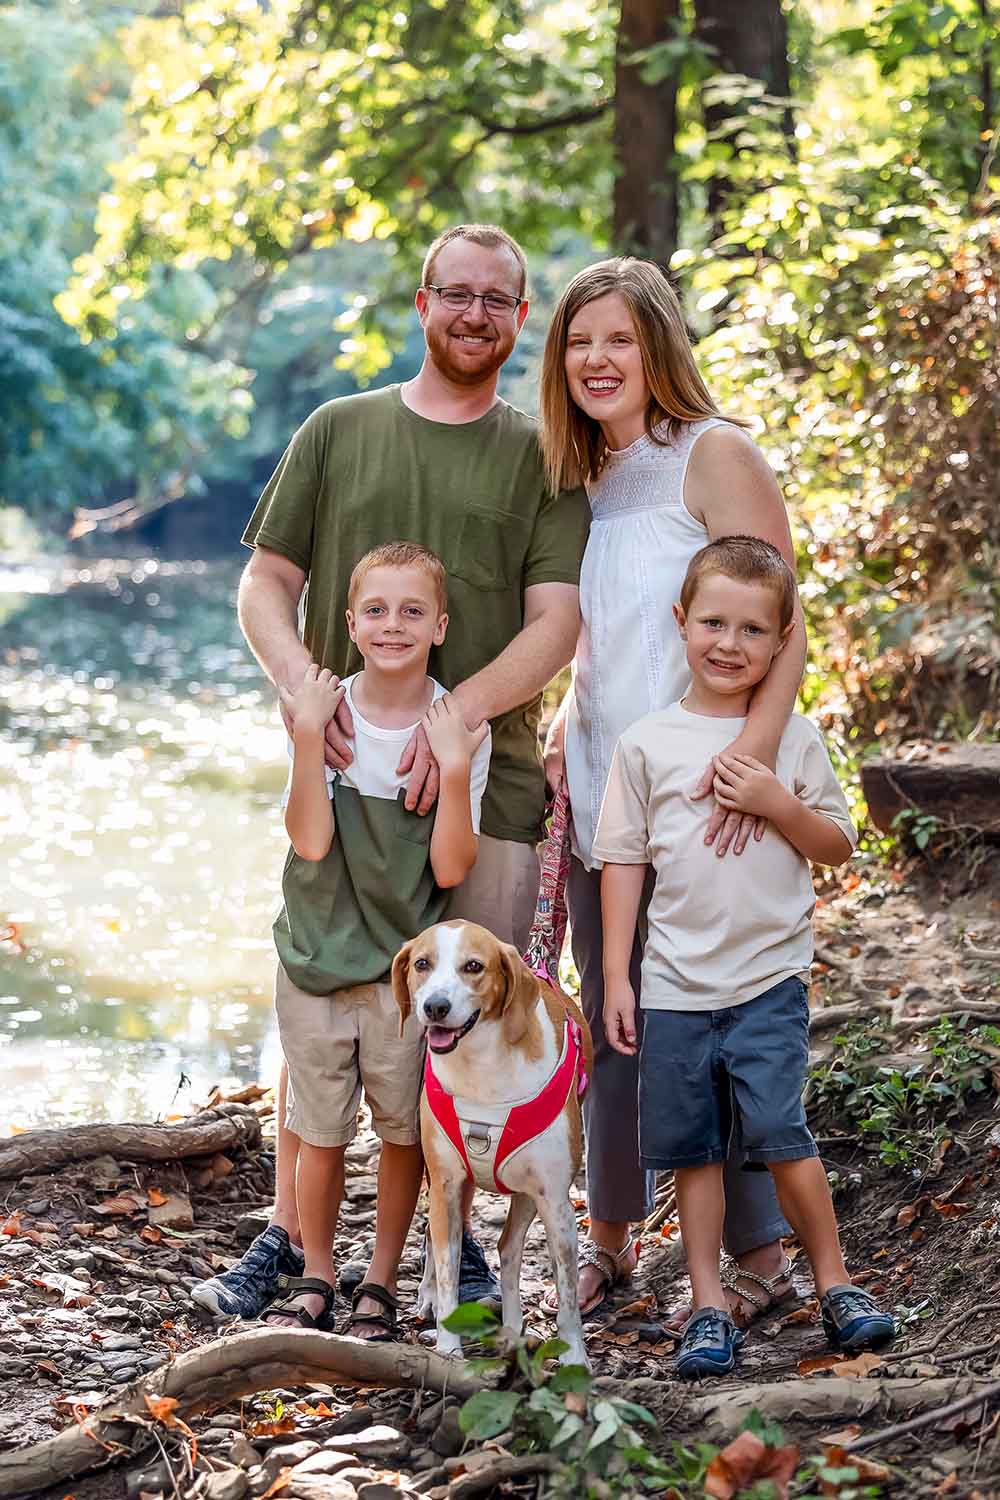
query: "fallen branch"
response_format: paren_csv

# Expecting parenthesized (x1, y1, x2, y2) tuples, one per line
(0, 1104, 261, 1179)
(845, 1377, 1000, 1454)
(447, 1455, 558, 1499)
(0, 1329, 484, 1498)
(642, 1183, 677, 1235)
(884, 1302, 1000, 1364)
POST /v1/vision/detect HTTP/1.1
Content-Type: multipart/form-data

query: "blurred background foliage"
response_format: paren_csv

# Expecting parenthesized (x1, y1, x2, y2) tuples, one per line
(1, 0, 998, 746)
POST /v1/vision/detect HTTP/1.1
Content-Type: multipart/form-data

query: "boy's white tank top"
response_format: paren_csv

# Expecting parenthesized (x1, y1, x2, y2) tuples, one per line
(565, 417, 727, 870)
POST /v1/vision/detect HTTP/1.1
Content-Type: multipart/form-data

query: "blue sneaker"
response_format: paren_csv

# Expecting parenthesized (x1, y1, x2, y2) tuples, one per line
(821, 1285, 895, 1352)
(675, 1307, 744, 1380)
(190, 1225, 304, 1319)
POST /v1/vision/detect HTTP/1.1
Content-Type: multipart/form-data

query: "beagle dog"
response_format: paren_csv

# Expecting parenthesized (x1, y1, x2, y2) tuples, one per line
(392, 919, 593, 1368)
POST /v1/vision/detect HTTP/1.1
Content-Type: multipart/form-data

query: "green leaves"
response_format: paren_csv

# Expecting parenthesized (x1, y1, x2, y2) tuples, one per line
(440, 1302, 501, 1337)
(458, 1389, 522, 1440)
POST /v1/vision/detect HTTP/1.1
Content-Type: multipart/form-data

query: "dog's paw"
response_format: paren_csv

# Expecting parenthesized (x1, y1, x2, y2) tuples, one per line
(414, 1280, 437, 1320)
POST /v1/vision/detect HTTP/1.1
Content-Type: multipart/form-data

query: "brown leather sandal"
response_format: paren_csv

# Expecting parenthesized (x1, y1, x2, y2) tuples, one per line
(342, 1281, 401, 1342)
(260, 1275, 337, 1330)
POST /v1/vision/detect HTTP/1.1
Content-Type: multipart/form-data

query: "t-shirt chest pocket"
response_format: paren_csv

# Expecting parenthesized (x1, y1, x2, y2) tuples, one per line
(396, 792, 435, 845)
(449, 505, 533, 592)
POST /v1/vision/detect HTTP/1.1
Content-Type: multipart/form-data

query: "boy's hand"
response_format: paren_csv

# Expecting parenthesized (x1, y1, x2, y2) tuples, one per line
(280, 664, 346, 738)
(422, 694, 488, 775)
(712, 752, 788, 821)
(603, 978, 638, 1056)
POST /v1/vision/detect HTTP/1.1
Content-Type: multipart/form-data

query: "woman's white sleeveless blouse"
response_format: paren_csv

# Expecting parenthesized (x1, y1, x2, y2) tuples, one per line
(565, 417, 729, 869)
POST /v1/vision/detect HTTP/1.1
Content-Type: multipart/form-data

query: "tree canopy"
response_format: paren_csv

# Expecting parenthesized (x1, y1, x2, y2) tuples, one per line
(1, 0, 997, 740)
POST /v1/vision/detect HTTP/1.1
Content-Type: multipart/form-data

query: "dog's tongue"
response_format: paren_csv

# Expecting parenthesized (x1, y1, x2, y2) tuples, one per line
(428, 1025, 456, 1052)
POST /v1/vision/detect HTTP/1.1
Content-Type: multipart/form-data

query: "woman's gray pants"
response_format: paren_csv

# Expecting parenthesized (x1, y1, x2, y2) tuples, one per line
(568, 857, 790, 1256)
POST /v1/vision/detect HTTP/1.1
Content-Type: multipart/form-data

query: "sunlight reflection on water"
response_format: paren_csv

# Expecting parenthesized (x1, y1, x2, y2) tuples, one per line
(0, 556, 289, 1128)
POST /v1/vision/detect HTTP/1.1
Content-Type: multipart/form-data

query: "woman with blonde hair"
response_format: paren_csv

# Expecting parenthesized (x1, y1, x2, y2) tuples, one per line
(540, 257, 805, 1325)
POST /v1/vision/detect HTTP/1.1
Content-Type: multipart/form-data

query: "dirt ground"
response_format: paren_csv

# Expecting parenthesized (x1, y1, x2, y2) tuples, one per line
(2, 860, 1000, 1500)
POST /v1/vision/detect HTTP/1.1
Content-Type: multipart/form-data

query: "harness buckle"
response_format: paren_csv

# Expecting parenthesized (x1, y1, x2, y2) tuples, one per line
(464, 1123, 493, 1157)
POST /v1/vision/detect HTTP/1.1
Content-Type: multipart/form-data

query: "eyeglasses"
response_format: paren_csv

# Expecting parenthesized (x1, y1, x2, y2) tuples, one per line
(425, 284, 524, 316)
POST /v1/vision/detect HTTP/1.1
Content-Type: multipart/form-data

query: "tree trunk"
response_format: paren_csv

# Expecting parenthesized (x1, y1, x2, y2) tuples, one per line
(979, 0, 995, 191)
(693, 0, 793, 228)
(612, 0, 681, 265)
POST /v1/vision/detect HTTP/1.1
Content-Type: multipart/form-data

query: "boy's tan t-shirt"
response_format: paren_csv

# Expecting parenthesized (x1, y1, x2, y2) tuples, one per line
(242, 385, 590, 844)
(591, 703, 857, 1011)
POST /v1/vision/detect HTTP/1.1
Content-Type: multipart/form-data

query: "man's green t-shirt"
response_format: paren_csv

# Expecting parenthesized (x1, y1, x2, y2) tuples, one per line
(242, 385, 590, 843)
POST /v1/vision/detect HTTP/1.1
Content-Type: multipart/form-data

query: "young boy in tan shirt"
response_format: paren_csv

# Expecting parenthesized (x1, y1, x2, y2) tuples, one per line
(593, 536, 893, 1378)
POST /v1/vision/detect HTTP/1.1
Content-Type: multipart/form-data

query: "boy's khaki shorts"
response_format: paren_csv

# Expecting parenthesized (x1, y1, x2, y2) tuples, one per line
(275, 965, 423, 1148)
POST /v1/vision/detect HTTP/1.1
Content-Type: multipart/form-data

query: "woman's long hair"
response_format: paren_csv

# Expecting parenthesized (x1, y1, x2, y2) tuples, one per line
(539, 257, 747, 493)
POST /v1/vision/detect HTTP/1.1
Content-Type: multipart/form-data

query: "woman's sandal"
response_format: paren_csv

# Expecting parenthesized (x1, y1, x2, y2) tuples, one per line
(665, 1252, 796, 1337)
(543, 1237, 641, 1318)
(342, 1281, 401, 1342)
(720, 1252, 797, 1327)
(260, 1274, 337, 1331)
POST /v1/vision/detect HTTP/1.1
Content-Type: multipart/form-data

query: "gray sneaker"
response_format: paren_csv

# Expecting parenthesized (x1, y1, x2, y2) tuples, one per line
(190, 1225, 304, 1319)
(458, 1230, 502, 1310)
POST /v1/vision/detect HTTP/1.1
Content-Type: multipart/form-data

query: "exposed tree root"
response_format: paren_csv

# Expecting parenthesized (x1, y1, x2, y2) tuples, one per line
(846, 1377, 1000, 1453)
(594, 1373, 998, 1439)
(0, 1103, 262, 1179)
(0, 1329, 483, 1498)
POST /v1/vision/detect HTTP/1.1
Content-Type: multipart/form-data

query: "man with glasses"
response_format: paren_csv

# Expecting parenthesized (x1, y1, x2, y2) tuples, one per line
(192, 224, 589, 1334)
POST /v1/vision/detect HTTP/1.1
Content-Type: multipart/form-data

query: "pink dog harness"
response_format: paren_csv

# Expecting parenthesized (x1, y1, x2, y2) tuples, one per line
(424, 1012, 586, 1194)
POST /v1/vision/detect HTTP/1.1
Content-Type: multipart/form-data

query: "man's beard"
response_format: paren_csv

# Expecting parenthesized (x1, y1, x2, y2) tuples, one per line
(424, 321, 514, 386)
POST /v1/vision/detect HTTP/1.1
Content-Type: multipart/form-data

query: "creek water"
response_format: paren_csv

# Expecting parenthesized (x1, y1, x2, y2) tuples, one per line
(0, 554, 289, 1130)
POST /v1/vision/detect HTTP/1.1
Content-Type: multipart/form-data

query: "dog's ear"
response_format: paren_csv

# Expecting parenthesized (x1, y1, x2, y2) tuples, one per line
(391, 940, 415, 1036)
(498, 943, 539, 1048)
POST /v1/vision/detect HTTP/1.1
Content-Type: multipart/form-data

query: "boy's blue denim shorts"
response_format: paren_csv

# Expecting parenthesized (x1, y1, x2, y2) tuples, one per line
(638, 975, 818, 1171)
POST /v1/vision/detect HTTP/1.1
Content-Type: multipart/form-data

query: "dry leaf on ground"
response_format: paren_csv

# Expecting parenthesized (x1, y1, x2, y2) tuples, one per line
(704, 1431, 799, 1500)
(821, 1446, 892, 1486)
(93, 1192, 145, 1217)
(896, 1195, 930, 1228)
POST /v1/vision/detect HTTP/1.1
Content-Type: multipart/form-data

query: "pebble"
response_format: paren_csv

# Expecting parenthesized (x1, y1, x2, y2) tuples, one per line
(24, 1199, 51, 1216)
(415, 1398, 446, 1434)
(429, 1409, 463, 1459)
(101, 1334, 143, 1351)
(203, 1472, 249, 1500)
(321, 1468, 377, 1492)
(228, 1437, 263, 1468)
(358, 1484, 411, 1500)
(201, 1426, 239, 1447)
(255, 1439, 322, 1485)
(323, 1427, 409, 1463)
(126, 1459, 173, 1498)
(285, 1480, 360, 1500)
(294, 1453, 362, 1478)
